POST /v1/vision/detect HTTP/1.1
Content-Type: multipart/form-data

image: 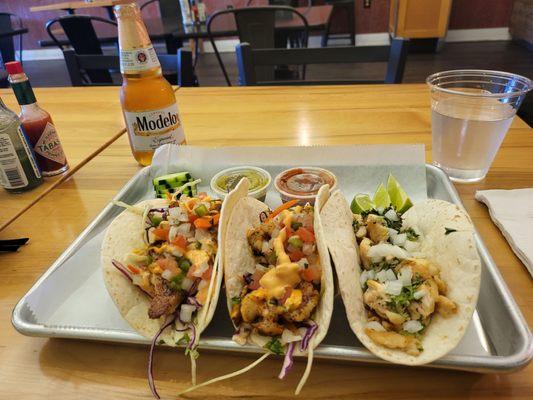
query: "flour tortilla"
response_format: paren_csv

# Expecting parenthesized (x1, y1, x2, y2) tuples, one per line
(101, 191, 235, 345)
(224, 180, 334, 353)
(320, 191, 481, 365)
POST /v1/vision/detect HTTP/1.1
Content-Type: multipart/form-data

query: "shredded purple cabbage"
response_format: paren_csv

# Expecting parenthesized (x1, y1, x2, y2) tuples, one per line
(300, 320, 318, 352)
(278, 341, 296, 379)
(111, 260, 152, 298)
(187, 323, 197, 352)
(243, 273, 253, 285)
(187, 296, 202, 309)
(148, 316, 176, 399)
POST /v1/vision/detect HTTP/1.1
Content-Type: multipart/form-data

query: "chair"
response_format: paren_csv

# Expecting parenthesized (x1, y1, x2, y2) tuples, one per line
(63, 48, 197, 87)
(0, 13, 26, 64)
(207, 6, 309, 86)
(235, 39, 409, 85)
(140, 0, 184, 54)
(46, 15, 118, 84)
(322, 0, 355, 46)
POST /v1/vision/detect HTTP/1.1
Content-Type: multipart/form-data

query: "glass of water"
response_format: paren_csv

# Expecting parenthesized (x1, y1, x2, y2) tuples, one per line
(427, 70, 532, 183)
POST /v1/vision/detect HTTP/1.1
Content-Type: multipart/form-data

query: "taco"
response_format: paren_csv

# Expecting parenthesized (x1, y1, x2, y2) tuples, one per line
(179, 180, 334, 396)
(101, 183, 238, 396)
(320, 189, 481, 365)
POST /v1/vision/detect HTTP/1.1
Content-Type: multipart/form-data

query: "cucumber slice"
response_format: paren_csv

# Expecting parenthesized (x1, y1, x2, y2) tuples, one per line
(152, 172, 192, 187)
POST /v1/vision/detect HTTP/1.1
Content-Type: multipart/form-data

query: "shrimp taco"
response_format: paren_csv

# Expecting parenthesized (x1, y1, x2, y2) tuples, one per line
(101, 182, 240, 397)
(180, 180, 333, 395)
(320, 188, 481, 365)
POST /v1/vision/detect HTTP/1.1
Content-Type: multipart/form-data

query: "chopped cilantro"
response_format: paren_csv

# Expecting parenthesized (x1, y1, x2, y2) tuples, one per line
(158, 340, 165, 345)
(386, 282, 423, 314)
(445, 227, 457, 235)
(185, 347, 200, 360)
(230, 296, 241, 305)
(264, 338, 284, 355)
(291, 221, 303, 231)
(404, 227, 419, 241)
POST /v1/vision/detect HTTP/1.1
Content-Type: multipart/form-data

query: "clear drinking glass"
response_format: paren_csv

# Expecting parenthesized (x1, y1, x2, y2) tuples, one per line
(427, 70, 532, 183)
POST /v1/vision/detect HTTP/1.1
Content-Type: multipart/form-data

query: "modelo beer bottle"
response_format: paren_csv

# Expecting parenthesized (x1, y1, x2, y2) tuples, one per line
(114, 2, 186, 166)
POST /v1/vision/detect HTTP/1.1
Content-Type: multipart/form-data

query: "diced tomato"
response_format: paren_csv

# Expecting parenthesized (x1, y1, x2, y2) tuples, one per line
(188, 212, 198, 222)
(194, 217, 212, 229)
(186, 265, 196, 279)
(288, 250, 304, 262)
(212, 213, 220, 226)
(296, 227, 315, 243)
(280, 286, 292, 305)
(171, 234, 188, 250)
(127, 264, 140, 275)
(201, 266, 213, 280)
(196, 286, 209, 305)
(248, 270, 264, 290)
(284, 225, 293, 239)
(153, 227, 170, 241)
(157, 258, 180, 276)
(300, 263, 321, 283)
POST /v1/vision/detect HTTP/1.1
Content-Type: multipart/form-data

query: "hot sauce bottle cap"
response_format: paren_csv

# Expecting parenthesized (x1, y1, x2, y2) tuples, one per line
(5, 61, 24, 75)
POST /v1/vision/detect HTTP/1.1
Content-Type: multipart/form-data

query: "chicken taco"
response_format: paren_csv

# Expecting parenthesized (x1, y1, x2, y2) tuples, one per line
(320, 188, 481, 365)
(101, 181, 240, 397)
(180, 180, 333, 396)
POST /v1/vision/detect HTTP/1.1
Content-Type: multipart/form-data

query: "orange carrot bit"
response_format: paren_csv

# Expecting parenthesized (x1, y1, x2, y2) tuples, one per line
(212, 213, 220, 226)
(127, 264, 140, 274)
(194, 216, 213, 229)
(266, 199, 299, 222)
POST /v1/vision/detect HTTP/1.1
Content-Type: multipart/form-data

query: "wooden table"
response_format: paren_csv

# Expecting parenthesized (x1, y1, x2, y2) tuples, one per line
(1, 85, 532, 399)
(30, 0, 129, 20)
(0, 87, 125, 230)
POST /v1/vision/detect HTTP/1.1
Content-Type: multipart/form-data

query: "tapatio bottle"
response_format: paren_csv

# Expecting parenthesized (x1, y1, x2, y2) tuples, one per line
(114, 2, 186, 166)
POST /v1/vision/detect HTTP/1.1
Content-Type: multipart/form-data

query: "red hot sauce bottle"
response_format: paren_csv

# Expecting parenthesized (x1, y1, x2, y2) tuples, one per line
(5, 61, 69, 176)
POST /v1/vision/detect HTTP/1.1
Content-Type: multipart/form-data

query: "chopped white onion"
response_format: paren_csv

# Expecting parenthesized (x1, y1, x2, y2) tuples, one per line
(161, 269, 173, 280)
(384, 209, 399, 221)
(403, 240, 420, 253)
(376, 207, 385, 215)
(392, 233, 407, 247)
(403, 320, 423, 333)
(168, 226, 178, 243)
(281, 329, 302, 344)
(226, 276, 243, 298)
(360, 270, 370, 287)
(376, 269, 396, 283)
(385, 280, 403, 295)
(368, 243, 408, 263)
(169, 206, 189, 223)
(198, 280, 208, 290)
(367, 269, 376, 280)
(124, 252, 149, 265)
(192, 262, 209, 278)
(181, 277, 194, 292)
(398, 267, 412, 286)
(179, 304, 196, 323)
(168, 245, 184, 258)
(366, 321, 386, 332)
(385, 269, 397, 281)
(388, 228, 398, 239)
(175, 222, 192, 236)
(413, 290, 425, 300)
(195, 228, 211, 242)
(261, 241, 270, 254)
(302, 243, 315, 255)
(147, 227, 156, 244)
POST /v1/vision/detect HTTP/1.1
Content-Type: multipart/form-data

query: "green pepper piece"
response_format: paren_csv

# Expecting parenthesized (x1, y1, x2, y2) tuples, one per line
(150, 215, 163, 227)
(179, 258, 191, 272)
(195, 204, 208, 217)
(287, 235, 303, 248)
(291, 221, 303, 231)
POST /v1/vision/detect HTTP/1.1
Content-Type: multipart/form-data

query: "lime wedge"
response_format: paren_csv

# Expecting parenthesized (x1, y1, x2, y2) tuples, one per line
(373, 183, 391, 210)
(351, 194, 375, 214)
(387, 174, 413, 213)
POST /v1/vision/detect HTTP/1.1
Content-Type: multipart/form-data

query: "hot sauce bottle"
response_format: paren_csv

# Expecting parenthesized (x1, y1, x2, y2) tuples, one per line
(5, 61, 69, 176)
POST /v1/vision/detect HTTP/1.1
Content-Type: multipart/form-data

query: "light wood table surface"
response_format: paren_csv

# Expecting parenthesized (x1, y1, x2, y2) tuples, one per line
(29, 0, 127, 13)
(0, 87, 125, 230)
(1, 85, 532, 399)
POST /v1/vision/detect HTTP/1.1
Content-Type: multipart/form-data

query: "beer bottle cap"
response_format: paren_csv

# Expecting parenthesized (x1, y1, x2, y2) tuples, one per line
(5, 61, 24, 75)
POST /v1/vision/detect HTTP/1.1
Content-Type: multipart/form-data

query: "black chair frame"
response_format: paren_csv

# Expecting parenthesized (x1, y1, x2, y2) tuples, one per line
(0, 12, 25, 65)
(207, 6, 310, 86)
(236, 38, 409, 86)
(63, 48, 197, 87)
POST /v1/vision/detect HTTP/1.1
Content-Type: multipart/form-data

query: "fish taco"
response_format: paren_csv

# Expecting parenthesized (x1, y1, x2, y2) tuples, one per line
(180, 180, 334, 395)
(320, 188, 481, 365)
(101, 181, 241, 396)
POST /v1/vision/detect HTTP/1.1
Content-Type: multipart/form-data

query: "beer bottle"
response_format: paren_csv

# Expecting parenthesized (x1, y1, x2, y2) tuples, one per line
(114, 2, 186, 166)
(0, 97, 43, 193)
(5, 61, 69, 176)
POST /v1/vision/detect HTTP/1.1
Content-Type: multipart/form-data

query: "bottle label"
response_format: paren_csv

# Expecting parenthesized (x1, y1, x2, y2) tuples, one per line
(18, 126, 42, 179)
(34, 122, 67, 165)
(124, 103, 186, 152)
(0, 131, 29, 189)
(120, 45, 160, 73)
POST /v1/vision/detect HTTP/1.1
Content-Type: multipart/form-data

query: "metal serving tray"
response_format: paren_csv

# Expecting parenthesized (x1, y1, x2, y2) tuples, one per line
(12, 148, 532, 373)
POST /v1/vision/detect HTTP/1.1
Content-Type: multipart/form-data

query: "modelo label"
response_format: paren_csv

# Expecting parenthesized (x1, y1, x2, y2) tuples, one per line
(124, 103, 186, 152)
(120, 45, 160, 73)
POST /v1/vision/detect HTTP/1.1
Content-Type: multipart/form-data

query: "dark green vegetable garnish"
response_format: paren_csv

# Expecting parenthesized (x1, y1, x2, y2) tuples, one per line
(169, 273, 184, 290)
(404, 227, 419, 241)
(231, 296, 241, 305)
(287, 235, 303, 249)
(264, 338, 284, 355)
(176, 333, 190, 346)
(179, 258, 191, 272)
(291, 221, 303, 231)
(150, 215, 163, 227)
(195, 204, 208, 217)
(266, 252, 277, 265)
(195, 241, 202, 249)
(445, 227, 457, 235)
